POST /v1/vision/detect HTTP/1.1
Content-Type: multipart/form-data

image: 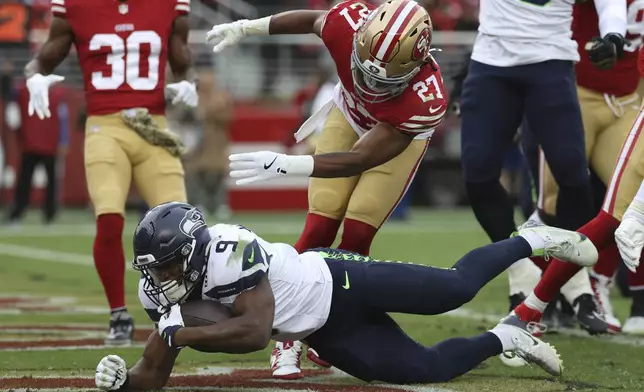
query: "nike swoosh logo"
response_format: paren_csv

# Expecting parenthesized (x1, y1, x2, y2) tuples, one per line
(264, 157, 277, 170)
(248, 247, 255, 264)
(429, 106, 442, 114)
(520, 329, 540, 346)
(342, 271, 350, 290)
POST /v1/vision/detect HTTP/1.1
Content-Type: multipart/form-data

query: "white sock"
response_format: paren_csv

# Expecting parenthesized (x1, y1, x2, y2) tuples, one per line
(518, 231, 546, 252)
(561, 268, 593, 305)
(507, 258, 542, 296)
(489, 324, 516, 351)
(524, 292, 549, 312)
(528, 210, 544, 224)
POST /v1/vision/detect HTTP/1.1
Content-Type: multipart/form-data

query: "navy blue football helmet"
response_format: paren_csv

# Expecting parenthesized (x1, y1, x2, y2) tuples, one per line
(132, 202, 211, 309)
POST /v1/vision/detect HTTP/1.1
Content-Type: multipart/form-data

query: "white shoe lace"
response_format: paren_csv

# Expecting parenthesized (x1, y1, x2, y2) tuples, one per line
(273, 341, 302, 368)
(526, 321, 548, 335)
(542, 239, 575, 262)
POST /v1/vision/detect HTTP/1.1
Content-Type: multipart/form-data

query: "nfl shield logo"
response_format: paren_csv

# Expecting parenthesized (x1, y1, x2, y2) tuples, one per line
(118, 3, 128, 14)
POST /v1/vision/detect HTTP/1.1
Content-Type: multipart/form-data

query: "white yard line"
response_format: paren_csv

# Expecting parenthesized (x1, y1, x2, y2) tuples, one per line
(0, 243, 93, 266)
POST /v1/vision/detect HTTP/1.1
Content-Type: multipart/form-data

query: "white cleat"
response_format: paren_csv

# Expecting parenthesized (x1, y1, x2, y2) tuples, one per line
(495, 315, 559, 375)
(621, 317, 644, 335)
(516, 221, 598, 267)
(590, 274, 622, 333)
(270, 341, 304, 380)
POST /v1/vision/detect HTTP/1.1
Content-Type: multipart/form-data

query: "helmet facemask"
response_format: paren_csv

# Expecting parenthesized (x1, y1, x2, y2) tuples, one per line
(134, 239, 202, 310)
(351, 40, 421, 103)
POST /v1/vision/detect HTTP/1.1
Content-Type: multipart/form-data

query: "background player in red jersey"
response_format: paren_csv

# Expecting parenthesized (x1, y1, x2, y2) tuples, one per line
(25, 0, 198, 345)
(208, 0, 447, 379)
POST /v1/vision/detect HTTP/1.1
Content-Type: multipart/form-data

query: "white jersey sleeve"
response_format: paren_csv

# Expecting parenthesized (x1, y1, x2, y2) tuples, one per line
(202, 224, 271, 305)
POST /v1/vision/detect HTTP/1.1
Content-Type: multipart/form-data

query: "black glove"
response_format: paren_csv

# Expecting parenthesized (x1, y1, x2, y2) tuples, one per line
(587, 33, 628, 70)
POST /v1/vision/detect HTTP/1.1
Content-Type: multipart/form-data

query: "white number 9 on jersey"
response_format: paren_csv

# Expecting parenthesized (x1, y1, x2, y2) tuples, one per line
(89, 30, 161, 91)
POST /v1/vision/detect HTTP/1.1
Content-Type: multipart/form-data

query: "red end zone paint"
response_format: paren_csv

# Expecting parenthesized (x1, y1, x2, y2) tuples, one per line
(1, 369, 419, 392)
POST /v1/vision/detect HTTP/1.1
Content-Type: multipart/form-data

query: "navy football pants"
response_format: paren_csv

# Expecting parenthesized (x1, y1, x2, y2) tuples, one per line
(460, 60, 593, 238)
(304, 237, 533, 384)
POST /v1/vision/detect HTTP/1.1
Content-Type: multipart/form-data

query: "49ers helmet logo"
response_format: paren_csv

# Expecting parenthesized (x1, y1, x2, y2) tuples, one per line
(412, 28, 431, 61)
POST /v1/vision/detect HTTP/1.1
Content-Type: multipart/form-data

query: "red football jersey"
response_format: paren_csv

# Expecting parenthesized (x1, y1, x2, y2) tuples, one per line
(572, 0, 641, 97)
(51, 0, 190, 115)
(321, 0, 447, 138)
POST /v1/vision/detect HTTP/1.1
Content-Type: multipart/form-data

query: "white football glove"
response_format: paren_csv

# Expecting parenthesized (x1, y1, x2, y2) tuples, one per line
(206, 17, 270, 53)
(615, 216, 644, 273)
(95, 355, 127, 391)
(206, 21, 246, 53)
(229, 151, 314, 185)
(26, 73, 65, 120)
(165, 80, 198, 108)
(158, 303, 185, 348)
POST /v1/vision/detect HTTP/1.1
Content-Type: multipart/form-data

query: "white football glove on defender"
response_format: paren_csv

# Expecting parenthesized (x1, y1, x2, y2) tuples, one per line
(26, 73, 65, 119)
(229, 151, 314, 185)
(165, 80, 198, 108)
(95, 355, 127, 391)
(615, 200, 644, 273)
(206, 17, 271, 53)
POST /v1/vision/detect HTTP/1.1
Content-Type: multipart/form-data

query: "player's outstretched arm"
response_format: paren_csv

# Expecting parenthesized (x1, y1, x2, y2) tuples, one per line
(229, 122, 415, 184)
(309, 122, 415, 177)
(206, 10, 326, 52)
(25, 17, 73, 77)
(269, 10, 327, 36)
(171, 275, 275, 353)
(95, 331, 179, 391)
(166, 15, 198, 107)
(24, 16, 72, 119)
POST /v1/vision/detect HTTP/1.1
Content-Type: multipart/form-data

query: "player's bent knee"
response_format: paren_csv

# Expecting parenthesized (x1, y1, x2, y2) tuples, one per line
(310, 187, 348, 219)
(346, 197, 386, 228)
(461, 152, 503, 183)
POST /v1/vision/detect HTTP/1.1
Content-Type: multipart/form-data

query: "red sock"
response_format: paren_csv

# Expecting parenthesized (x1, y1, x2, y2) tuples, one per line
(533, 211, 619, 303)
(94, 214, 126, 311)
(337, 218, 378, 256)
(294, 213, 341, 253)
(529, 256, 548, 272)
(592, 242, 621, 279)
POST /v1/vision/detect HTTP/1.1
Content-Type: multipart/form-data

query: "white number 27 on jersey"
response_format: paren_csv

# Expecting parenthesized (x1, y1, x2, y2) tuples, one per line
(89, 31, 161, 91)
(412, 75, 444, 102)
(339, 2, 371, 31)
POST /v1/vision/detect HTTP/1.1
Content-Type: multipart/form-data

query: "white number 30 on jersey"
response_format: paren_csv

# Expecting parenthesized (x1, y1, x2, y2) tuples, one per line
(89, 31, 161, 91)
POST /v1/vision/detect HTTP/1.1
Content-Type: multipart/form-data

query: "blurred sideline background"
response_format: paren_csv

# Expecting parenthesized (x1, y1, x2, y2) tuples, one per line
(0, 0, 491, 222)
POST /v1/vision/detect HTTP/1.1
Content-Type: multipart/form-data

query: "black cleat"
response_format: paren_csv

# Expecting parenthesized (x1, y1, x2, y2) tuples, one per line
(105, 311, 134, 346)
(573, 294, 609, 335)
(541, 295, 576, 333)
(509, 292, 527, 313)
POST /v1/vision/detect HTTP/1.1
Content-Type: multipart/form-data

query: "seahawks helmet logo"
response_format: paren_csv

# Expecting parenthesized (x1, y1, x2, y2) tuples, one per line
(180, 209, 206, 238)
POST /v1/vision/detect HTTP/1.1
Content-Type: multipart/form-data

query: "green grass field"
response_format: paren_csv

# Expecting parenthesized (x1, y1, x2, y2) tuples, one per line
(1, 208, 643, 392)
